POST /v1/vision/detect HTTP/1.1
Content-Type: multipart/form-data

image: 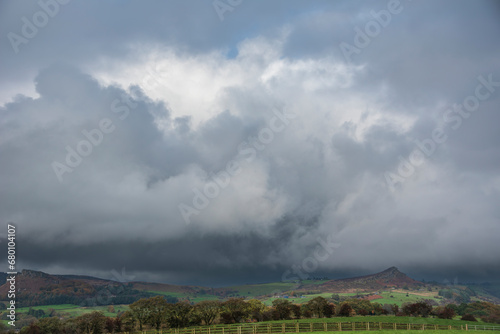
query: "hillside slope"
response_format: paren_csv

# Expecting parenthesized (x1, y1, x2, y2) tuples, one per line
(306, 267, 423, 293)
(2, 267, 497, 308)
(0, 269, 155, 307)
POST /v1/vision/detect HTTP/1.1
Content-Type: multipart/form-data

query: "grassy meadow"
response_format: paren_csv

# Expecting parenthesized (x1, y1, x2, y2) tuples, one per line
(296, 331, 500, 334)
(16, 304, 129, 317)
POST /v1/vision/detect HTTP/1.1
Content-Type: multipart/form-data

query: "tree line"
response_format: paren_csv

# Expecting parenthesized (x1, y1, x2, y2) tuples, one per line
(8, 296, 500, 334)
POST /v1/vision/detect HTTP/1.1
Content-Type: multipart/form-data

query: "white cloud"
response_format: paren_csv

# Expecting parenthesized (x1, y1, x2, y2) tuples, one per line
(1, 0, 499, 284)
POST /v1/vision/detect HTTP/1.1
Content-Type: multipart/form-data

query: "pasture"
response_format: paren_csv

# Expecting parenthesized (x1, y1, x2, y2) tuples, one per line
(16, 304, 129, 317)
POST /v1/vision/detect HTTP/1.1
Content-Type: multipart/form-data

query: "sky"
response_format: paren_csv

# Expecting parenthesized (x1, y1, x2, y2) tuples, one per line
(1, 0, 499, 287)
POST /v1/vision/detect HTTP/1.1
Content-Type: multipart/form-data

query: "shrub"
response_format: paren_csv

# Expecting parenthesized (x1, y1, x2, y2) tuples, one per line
(435, 306, 456, 319)
(358, 309, 369, 316)
(337, 303, 353, 317)
(481, 310, 500, 324)
(402, 301, 433, 317)
(461, 314, 477, 322)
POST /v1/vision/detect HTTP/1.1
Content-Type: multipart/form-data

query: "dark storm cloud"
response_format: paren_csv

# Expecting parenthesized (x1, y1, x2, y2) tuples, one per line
(1, 1, 500, 285)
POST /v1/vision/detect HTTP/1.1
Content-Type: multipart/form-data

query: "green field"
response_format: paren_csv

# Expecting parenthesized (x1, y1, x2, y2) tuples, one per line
(263, 316, 487, 327)
(261, 290, 441, 307)
(224, 282, 300, 297)
(148, 290, 222, 303)
(143, 284, 300, 303)
(158, 317, 500, 334)
(16, 304, 129, 317)
(13, 308, 488, 328)
(16, 304, 80, 312)
(373, 291, 441, 306)
(263, 293, 334, 306)
(7, 310, 500, 333)
(189, 295, 223, 303)
(300, 280, 330, 286)
(296, 331, 500, 334)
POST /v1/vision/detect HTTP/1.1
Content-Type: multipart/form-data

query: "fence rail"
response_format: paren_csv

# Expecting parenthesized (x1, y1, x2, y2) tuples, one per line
(121, 322, 500, 334)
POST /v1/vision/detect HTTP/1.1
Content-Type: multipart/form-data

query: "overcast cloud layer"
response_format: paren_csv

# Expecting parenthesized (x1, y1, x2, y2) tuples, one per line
(1, 0, 500, 286)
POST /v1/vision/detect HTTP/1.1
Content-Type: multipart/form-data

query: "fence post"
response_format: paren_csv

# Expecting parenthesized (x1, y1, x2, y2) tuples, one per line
(352, 322, 355, 331)
(296, 323, 299, 333)
(393, 323, 396, 330)
(407, 323, 410, 330)
(466, 324, 468, 331)
(339, 322, 342, 332)
(366, 323, 369, 331)
(282, 323, 285, 333)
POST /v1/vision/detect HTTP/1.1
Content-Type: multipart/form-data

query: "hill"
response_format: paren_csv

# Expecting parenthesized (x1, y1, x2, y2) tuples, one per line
(0, 269, 159, 307)
(304, 266, 423, 293)
(1, 267, 498, 308)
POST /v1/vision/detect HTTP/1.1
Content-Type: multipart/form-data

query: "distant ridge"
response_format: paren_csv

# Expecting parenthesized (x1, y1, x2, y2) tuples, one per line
(0, 267, 420, 299)
(309, 267, 423, 293)
(0, 269, 154, 307)
(7, 266, 497, 308)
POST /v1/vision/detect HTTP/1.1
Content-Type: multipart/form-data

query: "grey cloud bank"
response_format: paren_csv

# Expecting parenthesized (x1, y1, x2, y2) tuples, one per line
(1, 0, 500, 286)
